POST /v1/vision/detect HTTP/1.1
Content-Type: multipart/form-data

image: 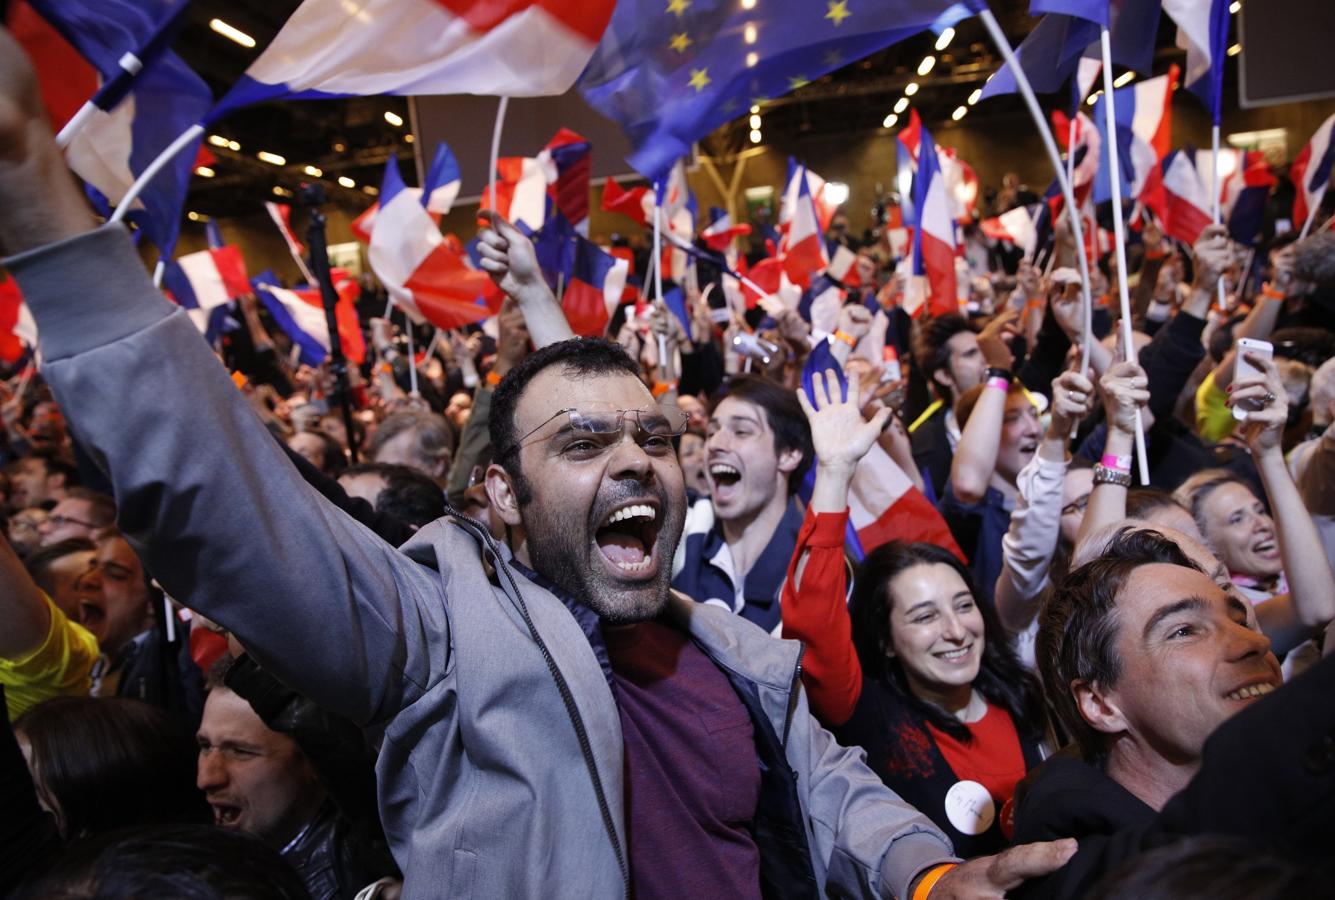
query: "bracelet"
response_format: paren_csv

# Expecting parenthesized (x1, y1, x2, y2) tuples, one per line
(986, 376, 1011, 393)
(1260, 284, 1285, 301)
(1100, 452, 1132, 471)
(985, 367, 1012, 383)
(1093, 463, 1133, 488)
(651, 380, 677, 398)
(912, 863, 959, 900)
(485, 369, 503, 387)
(833, 329, 858, 347)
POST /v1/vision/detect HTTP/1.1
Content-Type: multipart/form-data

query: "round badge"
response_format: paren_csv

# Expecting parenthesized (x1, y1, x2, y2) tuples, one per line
(944, 780, 995, 836)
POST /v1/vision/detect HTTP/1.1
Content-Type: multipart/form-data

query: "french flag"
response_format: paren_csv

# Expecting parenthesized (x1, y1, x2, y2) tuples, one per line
(368, 155, 496, 332)
(545, 129, 592, 235)
(561, 236, 629, 337)
(780, 159, 836, 235)
(1093, 67, 1177, 220)
(352, 142, 461, 243)
(481, 155, 551, 232)
(0, 276, 38, 365)
(1215, 150, 1276, 245)
(937, 146, 980, 225)
(1292, 113, 1335, 233)
(162, 246, 251, 313)
(800, 341, 963, 562)
(1164, 0, 1230, 122)
(1160, 151, 1213, 246)
(253, 280, 333, 368)
(601, 179, 651, 226)
(702, 207, 752, 252)
(212, 0, 617, 117)
(911, 125, 959, 319)
(780, 168, 829, 290)
(981, 205, 1043, 260)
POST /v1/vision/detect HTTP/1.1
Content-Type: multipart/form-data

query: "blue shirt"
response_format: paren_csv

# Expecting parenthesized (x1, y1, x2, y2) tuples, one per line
(939, 484, 1014, 609)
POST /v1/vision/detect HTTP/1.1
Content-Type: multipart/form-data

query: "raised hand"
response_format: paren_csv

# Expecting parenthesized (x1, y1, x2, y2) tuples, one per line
(797, 369, 892, 475)
(977, 308, 1021, 370)
(1228, 351, 1288, 456)
(1099, 361, 1151, 435)
(1049, 368, 1096, 435)
(475, 210, 546, 301)
(837, 304, 873, 343)
(1191, 224, 1234, 293)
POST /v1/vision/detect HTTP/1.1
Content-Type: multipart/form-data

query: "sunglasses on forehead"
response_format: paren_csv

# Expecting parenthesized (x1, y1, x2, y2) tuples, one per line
(513, 405, 691, 451)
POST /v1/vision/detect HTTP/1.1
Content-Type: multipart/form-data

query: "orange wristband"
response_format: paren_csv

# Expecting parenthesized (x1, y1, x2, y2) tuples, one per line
(1260, 284, 1285, 301)
(912, 863, 959, 900)
(833, 329, 857, 347)
(651, 381, 677, 398)
(485, 369, 503, 387)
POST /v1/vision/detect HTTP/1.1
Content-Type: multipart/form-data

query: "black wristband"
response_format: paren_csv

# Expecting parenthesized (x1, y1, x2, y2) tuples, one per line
(985, 367, 1012, 384)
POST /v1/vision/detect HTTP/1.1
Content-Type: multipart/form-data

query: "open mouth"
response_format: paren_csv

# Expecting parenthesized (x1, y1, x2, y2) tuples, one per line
(1251, 539, 1279, 560)
(594, 502, 660, 576)
(1019, 441, 1039, 456)
(1224, 682, 1275, 701)
(79, 601, 105, 629)
(211, 803, 242, 827)
(709, 462, 742, 487)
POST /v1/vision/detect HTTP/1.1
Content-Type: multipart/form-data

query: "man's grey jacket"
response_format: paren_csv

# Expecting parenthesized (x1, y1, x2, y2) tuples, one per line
(9, 225, 956, 899)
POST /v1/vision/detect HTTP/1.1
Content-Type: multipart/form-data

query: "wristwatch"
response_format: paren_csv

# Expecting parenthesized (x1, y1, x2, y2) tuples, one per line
(1092, 463, 1133, 488)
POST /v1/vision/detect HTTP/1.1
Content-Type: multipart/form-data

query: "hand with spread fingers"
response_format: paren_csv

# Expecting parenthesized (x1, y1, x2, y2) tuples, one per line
(1228, 351, 1288, 456)
(797, 369, 892, 478)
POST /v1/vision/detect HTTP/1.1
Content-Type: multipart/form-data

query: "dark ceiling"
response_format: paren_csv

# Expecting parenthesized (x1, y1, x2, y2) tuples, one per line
(172, 0, 1226, 219)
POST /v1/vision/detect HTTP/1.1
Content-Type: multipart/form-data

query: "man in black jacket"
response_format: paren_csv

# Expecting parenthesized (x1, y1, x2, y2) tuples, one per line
(1015, 526, 1335, 898)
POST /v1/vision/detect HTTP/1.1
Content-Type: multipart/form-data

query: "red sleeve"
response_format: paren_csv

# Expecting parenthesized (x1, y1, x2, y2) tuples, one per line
(780, 508, 863, 727)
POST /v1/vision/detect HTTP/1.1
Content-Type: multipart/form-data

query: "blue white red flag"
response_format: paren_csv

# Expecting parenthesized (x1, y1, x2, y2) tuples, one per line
(1159, 150, 1212, 245)
(1091, 67, 1175, 214)
(981, 204, 1044, 260)
(0, 276, 38, 365)
(780, 167, 829, 290)
(562, 236, 630, 337)
(162, 246, 249, 341)
(213, 0, 616, 118)
(602, 179, 652, 227)
(578, 0, 978, 180)
(1292, 113, 1335, 233)
(351, 142, 462, 243)
(1163, 0, 1229, 123)
(25, 0, 211, 254)
(701, 208, 752, 252)
(911, 125, 959, 319)
(1199, 149, 1275, 245)
(253, 280, 333, 368)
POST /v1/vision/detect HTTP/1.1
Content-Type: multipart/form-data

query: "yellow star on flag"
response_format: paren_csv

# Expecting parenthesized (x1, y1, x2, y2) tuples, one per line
(688, 67, 711, 92)
(825, 0, 851, 25)
(669, 32, 692, 53)
(667, 0, 691, 16)
(788, 74, 810, 90)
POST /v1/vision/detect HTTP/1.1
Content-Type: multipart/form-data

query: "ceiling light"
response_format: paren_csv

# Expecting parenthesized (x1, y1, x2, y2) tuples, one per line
(227, 140, 241, 152)
(883, 113, 898, 128)
(187, 211, 210, 222)
(1229, 0, 1240, 12)
(257, 151, 286, 166)
(952, 106, 967, 121)
(749, 114, 762, 128)
(744, 23, 757, 44)
(338, 176, 355, 188)
(195, 166, 215, 178)
(934, 27, 954, 52)
(363, 185, 379, 196)
(1087, 90, 1103, 106)
(384, 111, 403, 127)
(904, 82, 919, 96)
(209, 18, 256, 48)
(749, 129, 762, 144)
(272, 186, 292, 197)
(824, 182, 850, 206)
(917, 56, 936, 76)
(741, 0, 756, 8)
(304, 165, 323, 177)
(1227, 43, 1241, 56)
(404, 134, 414, 143)
(894, 97, 909, 114)
(1112, 70, 1135, 88)
(746, 51, 758, 67)
(333, 142, 346, 153)
(968, 88, 982, 105)
(207, 134, 230, 148)
(750, 104, 760, 114)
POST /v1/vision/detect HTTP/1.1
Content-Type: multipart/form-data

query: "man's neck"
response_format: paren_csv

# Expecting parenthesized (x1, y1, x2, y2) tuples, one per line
(1106, 738, 1199, 812)
(719, 489, 790, 578)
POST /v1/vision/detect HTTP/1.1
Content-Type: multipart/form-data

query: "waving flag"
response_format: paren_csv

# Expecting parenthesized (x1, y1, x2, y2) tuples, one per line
(25, 0, 211, 255)
(162, 247, 251, 313)
(1092, 67, 1176, 216)
(578, 0, 976, 179)
(545, 129, 593, 235)
(0, 277, 37, 365)
(780, 160, 836, 234)
(213, 0, 616, 118)
(254, 281, 332, 368)
(369, 155, 495, 332)
(351, 143, 462, 243)
(982, 204, 1043, 259)
(780, 168, 829, 290)
(938, 146, 979, 224)
(601, 179, 652, 226)
(1163, 0, 1229, 122)
(911, 125, 959, 318)
(1160, 151, 1212, 245)
(562, 237, 630, 336)
(1292, 113, 1335, 233)
(702, 207, 752, 252)
(1207, 150, 1275, 245)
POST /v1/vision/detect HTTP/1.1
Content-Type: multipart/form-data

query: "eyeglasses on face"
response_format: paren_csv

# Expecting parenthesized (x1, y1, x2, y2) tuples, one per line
(509, 405, 690, 457)
(45, 514, 100, 530)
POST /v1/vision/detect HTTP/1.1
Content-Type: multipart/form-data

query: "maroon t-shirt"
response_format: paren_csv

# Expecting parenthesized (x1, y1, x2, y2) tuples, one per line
(603, 619, 763, 900)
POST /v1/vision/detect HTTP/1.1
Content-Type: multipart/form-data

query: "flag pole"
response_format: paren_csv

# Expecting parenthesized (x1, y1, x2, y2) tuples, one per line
(403, 307, 420, 397)
(977, 7, 1094, 380)
(487, 97, 509, 210)
(108, 123, 205, 227)
(1211, 124, 1228, 313)
(55, 101, 100, 149)
(651, 181, 669, 380)
(1097, 25, 1151, 485)
(1298, 194, 1324, 239)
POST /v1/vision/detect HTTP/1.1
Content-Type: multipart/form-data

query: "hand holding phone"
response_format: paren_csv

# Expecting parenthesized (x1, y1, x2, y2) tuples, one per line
(1232, 338, 1274, 421)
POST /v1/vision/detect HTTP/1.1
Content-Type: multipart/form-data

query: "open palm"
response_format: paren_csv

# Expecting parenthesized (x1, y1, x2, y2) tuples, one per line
(797, 369, 891, 471)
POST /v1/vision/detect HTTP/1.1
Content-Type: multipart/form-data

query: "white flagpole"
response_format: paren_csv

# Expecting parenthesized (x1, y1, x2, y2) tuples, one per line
(108, 123, 205, 226)
(486, 97, 509, 211)
(55, 101, 100, 149)
(978, 8, 1095, 379)
(1098, 25, 1151, 485)
(1211, 124, 1228, 313)
(652, 182, 669, 379)
(403, 308, 419, 397)
(152, 259, 166, 289)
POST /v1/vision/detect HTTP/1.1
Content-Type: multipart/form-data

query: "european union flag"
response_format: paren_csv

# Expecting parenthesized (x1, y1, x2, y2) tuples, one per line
(578, 0, 977, 181)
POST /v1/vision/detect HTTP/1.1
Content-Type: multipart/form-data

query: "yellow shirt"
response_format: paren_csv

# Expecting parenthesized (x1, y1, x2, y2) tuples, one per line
(0, 593, 99, 721)
(1195, 369, 1236, 444)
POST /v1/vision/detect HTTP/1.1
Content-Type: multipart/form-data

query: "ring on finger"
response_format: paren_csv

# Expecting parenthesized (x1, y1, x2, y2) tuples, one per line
(1262, 390, 1276, 406)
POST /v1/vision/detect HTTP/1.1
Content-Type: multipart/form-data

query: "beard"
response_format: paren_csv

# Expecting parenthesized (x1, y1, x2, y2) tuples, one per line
(522, 477, 685, 624)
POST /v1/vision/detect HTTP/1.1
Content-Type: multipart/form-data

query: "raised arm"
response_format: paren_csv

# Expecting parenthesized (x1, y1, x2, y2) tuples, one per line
(475, 211, 575, 348)
(0, 534, 49, 660)
(782, 370, 890, 726)
(1075, 362, 1149, 552)
(1230, 353, 1335, 630)
(0, 34, 447, 727)
(949, 309, 1019, 505)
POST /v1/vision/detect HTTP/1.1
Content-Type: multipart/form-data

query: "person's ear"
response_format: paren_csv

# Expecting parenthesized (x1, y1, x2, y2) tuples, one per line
(932, 368, 956, 397)
(1073, 678, 1128, 737)
(484, 463, 524, 527)
(776, 447, 803, 476)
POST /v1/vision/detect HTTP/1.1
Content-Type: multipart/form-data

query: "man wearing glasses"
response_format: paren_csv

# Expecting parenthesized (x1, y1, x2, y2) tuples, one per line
(0, 33, 1071, 898)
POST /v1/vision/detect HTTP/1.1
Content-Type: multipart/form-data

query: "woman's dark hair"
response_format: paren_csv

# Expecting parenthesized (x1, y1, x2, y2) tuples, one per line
(848, 541, 1046, 743)
(16, 824, 313, 900)
(14, 697, 208, 840)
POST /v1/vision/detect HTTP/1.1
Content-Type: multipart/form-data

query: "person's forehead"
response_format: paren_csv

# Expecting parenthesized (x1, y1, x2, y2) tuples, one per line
(97, 537, 137, 567)
(1119, 563, 1222, 626)
(710, 396, 769, 427)
(945, 331, 978, 353)
(202, 689, 280, 742)
(1202, 482, 1256, 516)
(515, 368, 654, 432)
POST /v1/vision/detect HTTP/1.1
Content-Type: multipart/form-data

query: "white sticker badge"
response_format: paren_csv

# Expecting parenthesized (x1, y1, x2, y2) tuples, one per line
(944, 780, 995, 836)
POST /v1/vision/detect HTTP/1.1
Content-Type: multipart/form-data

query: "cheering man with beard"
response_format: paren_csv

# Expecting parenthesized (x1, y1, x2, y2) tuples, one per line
(0, 30, 1073, 899)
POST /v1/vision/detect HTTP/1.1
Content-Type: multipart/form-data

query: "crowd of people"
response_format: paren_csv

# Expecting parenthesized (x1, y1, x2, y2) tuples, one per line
(1, 28, 1334, 900)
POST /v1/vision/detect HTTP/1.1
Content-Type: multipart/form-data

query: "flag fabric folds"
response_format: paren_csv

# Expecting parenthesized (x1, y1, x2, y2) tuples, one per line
(1292, 113, 1335, 233)
(1091, 67, 1176, 215)
(1163, 0, 1229, 122)
(254, 281, 333, 368)
(578, 0, 978, 180)
(0, 277, 37, 365)
(981, 205, 1043, 260)
(352, 143, 462, 243)
(161, 247, 251, 314)
(780, 169, 828, 290)
(213, 0, 617, 118)
(25, 0, 211, 254)
(1202, 149, 1275, 245)
(702, 208, 752, 252)
(562, 236, 630, 337)
(1160, 150, 1212, 245)
(601, 179, 652, 226)
(910, 125, 959, 319)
